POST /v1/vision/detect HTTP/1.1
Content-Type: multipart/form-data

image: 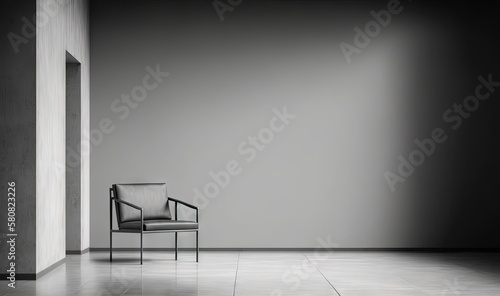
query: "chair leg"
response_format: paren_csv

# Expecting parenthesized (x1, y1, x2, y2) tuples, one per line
(196, 231, 199, 262)
(110, 231, 112, 262)
(175, 232, 178, 260)
(140, 231, 143, 265)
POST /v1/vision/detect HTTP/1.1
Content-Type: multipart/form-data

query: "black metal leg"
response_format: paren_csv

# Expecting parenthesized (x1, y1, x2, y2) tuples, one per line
(175, 232, 178, 260)
(109, 188, 113, 262)
(196, 231, 199, 262)
(140, 231, 143, 265)
(110, 231, 112, 262)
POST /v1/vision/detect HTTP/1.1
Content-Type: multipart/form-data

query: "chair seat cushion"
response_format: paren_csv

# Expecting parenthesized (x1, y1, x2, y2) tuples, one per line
(120, 219, 198, 231)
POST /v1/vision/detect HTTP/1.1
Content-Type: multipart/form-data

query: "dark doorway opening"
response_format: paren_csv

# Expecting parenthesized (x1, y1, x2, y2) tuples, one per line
(66, 51, 82, 253)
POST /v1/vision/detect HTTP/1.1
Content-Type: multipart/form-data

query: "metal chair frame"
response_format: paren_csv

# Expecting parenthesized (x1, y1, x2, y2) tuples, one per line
(109, 187, 199, 264)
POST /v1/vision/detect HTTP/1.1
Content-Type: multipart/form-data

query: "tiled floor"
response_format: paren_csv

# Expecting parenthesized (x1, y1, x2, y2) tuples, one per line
(1, 251, 500, 295)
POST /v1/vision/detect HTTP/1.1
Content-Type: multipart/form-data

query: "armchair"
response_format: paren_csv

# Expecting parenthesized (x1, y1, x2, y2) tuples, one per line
(109, 183, 198, 264)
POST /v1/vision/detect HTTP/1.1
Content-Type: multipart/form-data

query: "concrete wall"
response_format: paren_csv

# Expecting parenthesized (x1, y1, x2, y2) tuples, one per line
(36, 0, 89, 272)
(89, 0, 500, 249)
(0, 0, 37, 275)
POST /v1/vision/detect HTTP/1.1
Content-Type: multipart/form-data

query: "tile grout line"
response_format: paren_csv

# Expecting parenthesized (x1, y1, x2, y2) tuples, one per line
(303, 252, 342, 296)
(232, 251, 241, 296)
(71, 252, 159, 296)
(119, 267, 152, 296)
(119, 255, 165, 296)
(3, 280, 28, 296)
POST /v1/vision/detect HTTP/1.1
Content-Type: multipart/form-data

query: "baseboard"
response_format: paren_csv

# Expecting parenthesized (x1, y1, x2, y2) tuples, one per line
(91, 247, 500, 252)
(0, 257, 65, 281)
(66, 248, 89, 255)
(0, 273, 36, 280)
(322, 248, 500, 252)
(35, 258, 66, 279)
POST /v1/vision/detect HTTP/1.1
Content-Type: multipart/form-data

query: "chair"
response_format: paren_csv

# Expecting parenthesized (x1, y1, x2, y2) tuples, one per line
(109, 183, 199, 264)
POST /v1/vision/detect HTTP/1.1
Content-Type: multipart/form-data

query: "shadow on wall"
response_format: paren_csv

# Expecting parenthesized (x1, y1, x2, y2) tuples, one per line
(399, 4, 500, 248)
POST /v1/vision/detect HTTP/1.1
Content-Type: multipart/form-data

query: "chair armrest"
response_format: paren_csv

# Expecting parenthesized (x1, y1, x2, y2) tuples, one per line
(113, 198, 143, 211)
(169, 196, 198, 223)
(110, 196, 144, 232)
(168, 197, 198, 210)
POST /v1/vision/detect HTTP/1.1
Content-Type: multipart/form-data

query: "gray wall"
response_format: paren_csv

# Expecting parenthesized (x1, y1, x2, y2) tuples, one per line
(0, 0, 37, 275)
(90, 0, 500, 249)
(36, 0, 90, 272)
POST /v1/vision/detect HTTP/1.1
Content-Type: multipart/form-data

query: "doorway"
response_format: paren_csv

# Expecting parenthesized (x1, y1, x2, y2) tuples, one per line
(65, 51, 82, 253)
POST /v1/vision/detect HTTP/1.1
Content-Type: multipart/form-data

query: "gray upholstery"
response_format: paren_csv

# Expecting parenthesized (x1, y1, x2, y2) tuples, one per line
(113, 183, 171, 223)
(121, 220, 199, 231)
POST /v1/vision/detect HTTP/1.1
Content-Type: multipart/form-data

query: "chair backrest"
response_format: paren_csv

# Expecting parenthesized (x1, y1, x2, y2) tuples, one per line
(112, 183, 171, 224)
